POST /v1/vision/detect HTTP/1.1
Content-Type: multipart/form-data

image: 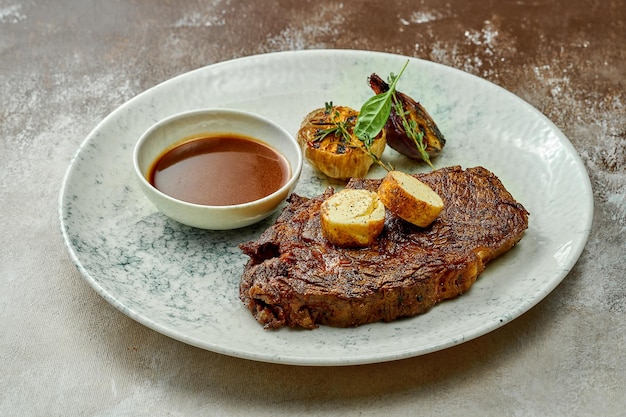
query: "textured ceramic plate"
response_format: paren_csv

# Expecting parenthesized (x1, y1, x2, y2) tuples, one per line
(60, 50, 593, 366)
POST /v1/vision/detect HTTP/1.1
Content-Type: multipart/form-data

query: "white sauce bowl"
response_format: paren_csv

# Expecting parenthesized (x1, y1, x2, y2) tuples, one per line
(133, 108, 302, 230)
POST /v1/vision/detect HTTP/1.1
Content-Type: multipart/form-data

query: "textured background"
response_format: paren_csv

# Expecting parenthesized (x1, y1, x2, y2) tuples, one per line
(1, 0, 624, 415)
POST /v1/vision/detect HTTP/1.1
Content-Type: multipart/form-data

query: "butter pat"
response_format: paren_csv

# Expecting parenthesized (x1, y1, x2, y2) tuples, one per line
(377, 171, 443, 227)
(320, 189, 386, 247)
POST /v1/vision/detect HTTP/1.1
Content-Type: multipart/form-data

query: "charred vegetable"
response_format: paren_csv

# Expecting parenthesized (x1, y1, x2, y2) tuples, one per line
(296, 104, 386, 180)
(369, 74, 446, 166)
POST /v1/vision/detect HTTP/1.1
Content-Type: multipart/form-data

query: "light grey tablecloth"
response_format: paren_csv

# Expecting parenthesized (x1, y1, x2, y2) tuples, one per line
(1, 0, 624, 415)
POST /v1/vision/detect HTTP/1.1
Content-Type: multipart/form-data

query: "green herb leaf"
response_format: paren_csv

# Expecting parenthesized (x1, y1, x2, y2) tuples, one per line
(354, 59, 409, 141)
(353, 94, 393, 141)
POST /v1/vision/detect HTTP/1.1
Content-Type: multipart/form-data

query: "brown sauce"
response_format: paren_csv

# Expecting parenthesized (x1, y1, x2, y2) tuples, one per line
(149, 134, 290, 206)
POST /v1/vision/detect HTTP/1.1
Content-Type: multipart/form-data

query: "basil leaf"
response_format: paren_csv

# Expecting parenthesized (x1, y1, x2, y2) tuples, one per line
(353, 93, 393, 140)
(354, 60, 410, 143)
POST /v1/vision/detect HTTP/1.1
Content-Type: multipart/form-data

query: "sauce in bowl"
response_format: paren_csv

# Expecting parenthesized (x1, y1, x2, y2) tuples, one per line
(149, 134, 291, 206)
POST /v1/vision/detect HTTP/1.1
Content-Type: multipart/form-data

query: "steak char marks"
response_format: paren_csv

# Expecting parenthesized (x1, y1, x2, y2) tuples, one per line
(239, 166, 529, 329)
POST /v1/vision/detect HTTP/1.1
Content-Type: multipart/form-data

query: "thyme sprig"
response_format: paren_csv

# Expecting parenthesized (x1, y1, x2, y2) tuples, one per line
(312, 102, 353, 143)
(391, 94, 434, 169)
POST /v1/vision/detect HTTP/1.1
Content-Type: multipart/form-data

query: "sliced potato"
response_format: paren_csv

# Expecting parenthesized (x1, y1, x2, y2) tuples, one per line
(377, 171, 443, 227)
(320, 189, 385, 248)
(297, 106, 386, 180)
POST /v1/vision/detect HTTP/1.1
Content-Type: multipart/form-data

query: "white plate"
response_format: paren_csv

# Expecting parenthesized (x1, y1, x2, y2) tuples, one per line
(59, 50, 593, 366)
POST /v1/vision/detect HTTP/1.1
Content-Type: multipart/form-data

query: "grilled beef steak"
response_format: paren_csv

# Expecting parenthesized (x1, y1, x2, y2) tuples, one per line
(239, 166, 529, 329)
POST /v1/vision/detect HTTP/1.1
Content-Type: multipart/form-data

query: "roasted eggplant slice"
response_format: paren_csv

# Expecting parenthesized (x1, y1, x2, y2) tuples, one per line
(369, 74, 445, 161)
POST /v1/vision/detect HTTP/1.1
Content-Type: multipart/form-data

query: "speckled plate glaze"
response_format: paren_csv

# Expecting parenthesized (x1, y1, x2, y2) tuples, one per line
(60, 50, 593, 366)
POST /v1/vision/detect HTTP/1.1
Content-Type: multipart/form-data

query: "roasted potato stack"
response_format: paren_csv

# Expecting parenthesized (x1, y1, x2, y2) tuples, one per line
(297, 105, 386, 180)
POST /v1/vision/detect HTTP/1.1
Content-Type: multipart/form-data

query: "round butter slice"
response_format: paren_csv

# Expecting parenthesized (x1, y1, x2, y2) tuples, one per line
(320, 189, 386, 248)
(377, 171, 443, 227)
